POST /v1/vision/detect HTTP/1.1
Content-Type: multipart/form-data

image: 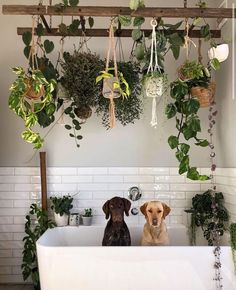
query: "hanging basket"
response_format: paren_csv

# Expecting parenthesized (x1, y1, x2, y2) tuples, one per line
(191, 82, 216, 108)
(24, 79, 45, 101)
(102, 77, 120, 99)
(144, 75, 165, 98)
(74, 104, 92, 120)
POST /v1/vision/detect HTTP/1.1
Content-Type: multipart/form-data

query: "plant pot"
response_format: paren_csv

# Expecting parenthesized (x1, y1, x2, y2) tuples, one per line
(24, 80, 45, 101)
(208, 44, 229, 63)
(54, 213, 68, 227)
(177, 66, 192, 81)
(69, 213, 79, 226)
(82, 216, 93, 226)
(102, 77, 120, 99)
(74, 105, 92, 120)
(144, 76, 164, 98)
(191, 82, 216, 108)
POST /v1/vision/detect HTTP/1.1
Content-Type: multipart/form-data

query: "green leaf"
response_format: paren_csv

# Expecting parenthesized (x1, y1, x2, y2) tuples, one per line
(25, 113, 38, 128)
(187, 115, 201, 133)
(199, 175, 210, 181)
(183, 127, 196, 140)
(69, 0, 79, 6)
(164, 21, 182, 30)
(168, 135, 179, 149)
(179, 156, 189, 174)
(72, 119, 80, 126)
(187, 167, 200, 180)
(69, 19, 80, 34)
(180, 143, 190, 155)
(59, 23, 68, 35)
(133, 16, 145, 27)
(88, 17, 94, 28)
(118, 15, 132, 27)
(77, 135, 83, 140)
(44, 40, 54, 54)
(132, 29, 142, 41)
(195, 140, 209, 147)
(129, 0, 145, 10)
(134, 43, 145, 61)
(36, 23, 45, 37)
(69, 133, 75, 137)
(186, 98, 200, 114)
(170, 45, 180, 60)
(165, 103, 177, 119)
(45, 103, 56, 116)
(176, 151, 184, 162)
(22, 32, 32, 46)
(65, 125, 72, 130)
(210, 58, 221, 71)
(64, 107, 72, 114)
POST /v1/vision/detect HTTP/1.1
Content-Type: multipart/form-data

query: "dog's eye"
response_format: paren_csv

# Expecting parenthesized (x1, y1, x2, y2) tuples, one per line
(148, 209, 152, 213)
(158, 210, 162, 213)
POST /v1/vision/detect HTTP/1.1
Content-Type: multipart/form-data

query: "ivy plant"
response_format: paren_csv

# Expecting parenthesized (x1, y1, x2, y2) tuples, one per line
(22, 204, 55, 290)
(9, 67, 56, 149)
(186, 190, 229, 246)
(50, 195, 73, 216)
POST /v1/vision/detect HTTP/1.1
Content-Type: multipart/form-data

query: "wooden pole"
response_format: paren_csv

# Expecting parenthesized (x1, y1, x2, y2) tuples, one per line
(2, 5, 236, 18)
(16, 27, 221, 38)
(40, 152, 47, 211)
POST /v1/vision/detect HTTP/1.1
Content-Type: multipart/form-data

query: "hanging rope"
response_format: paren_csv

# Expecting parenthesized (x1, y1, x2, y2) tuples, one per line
(183, 18, 197, 60)
(198, 38, 203, 64)
(28, 16, 38, 70)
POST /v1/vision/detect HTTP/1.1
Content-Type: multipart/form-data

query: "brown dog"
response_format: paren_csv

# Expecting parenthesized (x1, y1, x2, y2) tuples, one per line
(140, 201, 171, 246)
(102, 197, 131, 246)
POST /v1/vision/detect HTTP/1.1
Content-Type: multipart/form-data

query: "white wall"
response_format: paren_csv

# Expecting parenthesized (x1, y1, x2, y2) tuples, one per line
(0, 0, 218, 167)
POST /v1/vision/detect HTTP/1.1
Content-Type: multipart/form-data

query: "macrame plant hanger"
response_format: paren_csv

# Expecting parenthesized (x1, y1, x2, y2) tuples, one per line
(146, 18, 163, 128)
(103, 20, 120, 129)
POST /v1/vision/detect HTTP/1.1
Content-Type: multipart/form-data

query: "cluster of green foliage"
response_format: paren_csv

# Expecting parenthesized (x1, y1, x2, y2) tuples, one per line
(50, 195, 73, 216)
(189, 190, 229, 246)
(9, 67, 56, 149)
(22, 204, 55, 290)
(230, 223, 236, 273)
(96, 61, 143, 128)
(83, 208, 93, 217)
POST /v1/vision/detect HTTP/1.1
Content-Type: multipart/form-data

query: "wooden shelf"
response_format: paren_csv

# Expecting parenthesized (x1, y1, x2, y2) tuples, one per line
(17, 27, 222, 38)
(2, 5, 236, 18)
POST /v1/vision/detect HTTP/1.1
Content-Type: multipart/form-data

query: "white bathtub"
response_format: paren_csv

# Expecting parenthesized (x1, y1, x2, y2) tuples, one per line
(36, 225, 236, 290)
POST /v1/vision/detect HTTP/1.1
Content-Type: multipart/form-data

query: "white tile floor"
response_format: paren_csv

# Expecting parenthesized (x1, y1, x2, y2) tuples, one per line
(0, 285, 33, 290)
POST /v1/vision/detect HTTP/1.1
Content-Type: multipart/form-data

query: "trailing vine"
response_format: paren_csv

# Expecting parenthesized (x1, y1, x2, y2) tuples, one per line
(230, 223, 236, 274)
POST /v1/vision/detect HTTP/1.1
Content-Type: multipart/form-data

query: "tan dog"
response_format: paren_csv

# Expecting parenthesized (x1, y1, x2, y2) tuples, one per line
(140, 201, 171, 246)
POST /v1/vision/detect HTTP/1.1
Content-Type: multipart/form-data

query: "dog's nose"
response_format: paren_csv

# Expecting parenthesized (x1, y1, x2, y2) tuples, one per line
(152, 219, 158, 226)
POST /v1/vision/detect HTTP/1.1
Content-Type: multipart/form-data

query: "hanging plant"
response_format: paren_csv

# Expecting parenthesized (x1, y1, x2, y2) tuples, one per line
(96, 61, 143, 128)
(96, 22, 130, 128)
(186, 190, 229, 246)
(230, 223, 236, 274)
(9, 67, 56, 149)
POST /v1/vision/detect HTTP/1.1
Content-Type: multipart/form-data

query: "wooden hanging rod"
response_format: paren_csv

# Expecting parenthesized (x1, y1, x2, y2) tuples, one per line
(2, 5, 236, 18)
(17, 27, 221, 38)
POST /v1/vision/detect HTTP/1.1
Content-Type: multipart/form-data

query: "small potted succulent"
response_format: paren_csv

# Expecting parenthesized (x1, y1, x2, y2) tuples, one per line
(82, 208, 93, 226)
(50, 195, 73, 227)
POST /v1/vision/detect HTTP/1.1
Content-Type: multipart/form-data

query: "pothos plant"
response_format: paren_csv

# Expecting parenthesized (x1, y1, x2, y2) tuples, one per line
(96, 61, 143, 128)
(165, 60, 214, 180)
(186, 190, 229, 246)
(22, 204, 55, 290)
(9, 67, 56, 149)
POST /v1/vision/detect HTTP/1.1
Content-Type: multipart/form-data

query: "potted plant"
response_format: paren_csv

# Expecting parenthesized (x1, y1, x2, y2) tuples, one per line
(230, 223, 236, 273)
(8, 67, 57, 149)
(82, 208, 93, 226)
(22, 204, 55, 290)
(185, 190, 229, 246)
(96, 61, 143, 128)
(143, 71, 167, 98)
(50, 195, 73, 227)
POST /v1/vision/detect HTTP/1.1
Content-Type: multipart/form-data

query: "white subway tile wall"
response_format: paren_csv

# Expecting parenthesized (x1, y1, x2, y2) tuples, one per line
(0, 167, 235, 284)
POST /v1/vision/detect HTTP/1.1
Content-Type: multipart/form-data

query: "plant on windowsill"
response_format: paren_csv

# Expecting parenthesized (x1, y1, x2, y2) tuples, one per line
(22, 204, 55, 290)
(230, 223, 236, 274)
(82, 208, 93, 226)
(50, 195, 74, 227)
(185, 190, 229, 246)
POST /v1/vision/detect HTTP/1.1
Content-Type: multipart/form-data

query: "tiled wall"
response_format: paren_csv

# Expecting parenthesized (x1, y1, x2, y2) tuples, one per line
(0, 167, 235, 283)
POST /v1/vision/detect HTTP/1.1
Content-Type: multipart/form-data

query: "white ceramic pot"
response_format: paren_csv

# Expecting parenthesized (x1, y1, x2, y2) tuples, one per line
(145, 76, 164, 98)
(54, 213, 68, 227)
(82, 216, 93, 226)
(208, 43, 229, 63)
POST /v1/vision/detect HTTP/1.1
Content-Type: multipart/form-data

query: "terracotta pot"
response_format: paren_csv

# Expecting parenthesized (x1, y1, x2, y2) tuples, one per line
(24, 80, 45, 100)
(191, 82, 216, 108)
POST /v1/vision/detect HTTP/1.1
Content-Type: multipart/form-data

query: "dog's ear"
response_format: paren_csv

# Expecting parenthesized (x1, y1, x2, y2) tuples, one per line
(162, 203, 171, 219)
(140, 202, 148, 216)
(102, 200, 110, 219)
(122, 198, 131, 216)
